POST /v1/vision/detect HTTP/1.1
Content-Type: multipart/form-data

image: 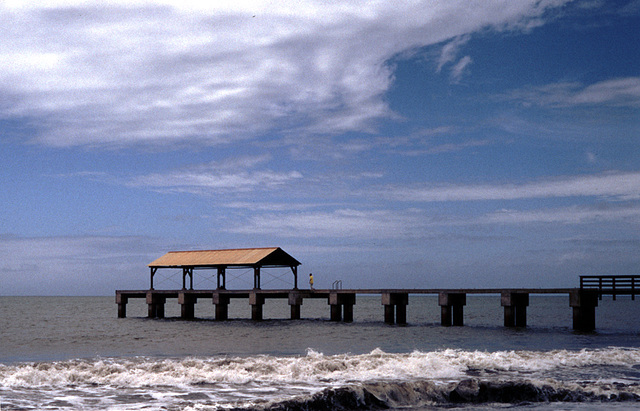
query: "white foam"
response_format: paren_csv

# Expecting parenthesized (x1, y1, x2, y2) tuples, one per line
(1, 347, 639, 409)
(2, 347, 640, 389)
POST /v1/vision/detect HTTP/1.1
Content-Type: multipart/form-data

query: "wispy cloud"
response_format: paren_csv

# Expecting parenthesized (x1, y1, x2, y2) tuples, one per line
(129, 156, 303, 194)
(0, 1, 570, 148)
(450, 55, 473, 83)
(227, 209, 430, 239)
(382, 171, 640, 202)
(483, 203, 640, 224)
(436, 35, 471, 72)
(503, 77, 640, 108)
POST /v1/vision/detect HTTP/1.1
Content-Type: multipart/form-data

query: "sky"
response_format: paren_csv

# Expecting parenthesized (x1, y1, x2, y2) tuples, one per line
(1, 0, 639, 295)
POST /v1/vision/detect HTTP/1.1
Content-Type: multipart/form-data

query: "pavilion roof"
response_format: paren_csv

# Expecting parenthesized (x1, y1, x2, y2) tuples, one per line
(148, 247, 300, 269)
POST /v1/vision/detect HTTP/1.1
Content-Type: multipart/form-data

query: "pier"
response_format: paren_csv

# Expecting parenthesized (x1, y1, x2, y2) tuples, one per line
(116, 248, 638, 332)
(115, 288, 609, 331)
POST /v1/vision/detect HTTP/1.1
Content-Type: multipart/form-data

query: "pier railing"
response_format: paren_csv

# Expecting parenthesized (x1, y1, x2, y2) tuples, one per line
(580, 275, 638, 300)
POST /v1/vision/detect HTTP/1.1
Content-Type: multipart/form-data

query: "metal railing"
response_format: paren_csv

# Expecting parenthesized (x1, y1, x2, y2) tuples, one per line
(580, 275, 638, 300)
(332, 280, 343, 290)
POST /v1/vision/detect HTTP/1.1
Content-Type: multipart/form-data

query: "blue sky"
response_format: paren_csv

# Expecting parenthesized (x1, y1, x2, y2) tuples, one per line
(1, 0, 639, 295)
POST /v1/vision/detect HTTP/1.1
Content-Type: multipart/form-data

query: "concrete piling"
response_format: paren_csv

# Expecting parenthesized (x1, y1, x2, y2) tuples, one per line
(250, 292, 264, 321)
(213, 293, 229, 321)
(439, 292, 466, 326)
(178, 292, 195, 319)
(147, 291, 166, 319)
(501, 292, 529, 327)
(115, 285, 621, 331)
(329, 292, 356, 322)
(116, 294, 128, 318)
(288, 292, 303, 320)
(570, 289, 599, 332)
(382, 292, 408, 325)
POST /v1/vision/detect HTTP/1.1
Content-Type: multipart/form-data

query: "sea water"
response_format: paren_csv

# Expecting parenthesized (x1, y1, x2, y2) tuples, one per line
(0, 295, 639, 409)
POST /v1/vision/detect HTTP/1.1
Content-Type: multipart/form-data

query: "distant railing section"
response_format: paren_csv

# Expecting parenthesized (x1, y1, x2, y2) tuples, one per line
(332, 280, 343, 290)
(580, 275, 638, 300)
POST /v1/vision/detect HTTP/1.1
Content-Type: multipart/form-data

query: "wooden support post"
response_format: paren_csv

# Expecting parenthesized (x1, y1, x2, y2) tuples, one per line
(116, 293, 128, 318)
(570, 289, 598, 332)
(439, 292, 466, 326)
(292, 266, 298, 290)
(149, 267, 157, 290)
(250, 292, 264, 321)
(382, 293, 408, 325)
(288, 292, 303, 320)
(253, 267, 261, 290)
(501, 292, 529, 327)
(179, 292, 196, 320)
(213, 293, 229, 321)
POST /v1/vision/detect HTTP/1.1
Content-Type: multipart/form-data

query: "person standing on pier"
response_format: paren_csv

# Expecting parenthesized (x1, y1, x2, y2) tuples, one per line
(309, 273, 314, 290)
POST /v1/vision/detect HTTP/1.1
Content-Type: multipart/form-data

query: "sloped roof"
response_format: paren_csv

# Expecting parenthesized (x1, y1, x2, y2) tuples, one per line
(148, 247, 300, 268)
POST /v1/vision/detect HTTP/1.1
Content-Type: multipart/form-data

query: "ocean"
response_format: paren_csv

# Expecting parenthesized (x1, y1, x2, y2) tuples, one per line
(1, 294, 639, 410)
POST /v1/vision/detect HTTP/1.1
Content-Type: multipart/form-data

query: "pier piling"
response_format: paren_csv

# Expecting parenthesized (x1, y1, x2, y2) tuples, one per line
(382, 292, 408, 325)
(213, 293, 229, 321)
(288, 292, 303, 320)
(179, 292, 195, 319)
(570, 289, 599, 332)
(116, 294, 128, 318)
(116, 283, 635, 331)
(250, 292, 264, 321)
(439, 292, 466, 326)
(502, 292, 529, 327)
(147, 291, 166, 319)
(329, 292, 356, 322)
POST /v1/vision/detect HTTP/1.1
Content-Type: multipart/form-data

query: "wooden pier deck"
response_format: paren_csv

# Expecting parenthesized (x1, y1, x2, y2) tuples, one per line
(116, 287, 612, 331)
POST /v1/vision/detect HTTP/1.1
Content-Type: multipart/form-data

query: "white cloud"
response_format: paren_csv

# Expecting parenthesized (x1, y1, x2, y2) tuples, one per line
(0, 1, 570, 148)
(504, 77, 640, 108)
(450, 55, 472, 83)
(483, 203, 640, 224)
(129, 156, 303, 194)
(436, 35, 470, 72)
(227, 208, 430, 238)
(383, 171, 640, 202)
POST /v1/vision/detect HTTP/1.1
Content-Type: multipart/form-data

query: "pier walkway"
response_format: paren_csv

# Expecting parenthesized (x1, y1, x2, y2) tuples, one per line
(116, 287, 609, 331)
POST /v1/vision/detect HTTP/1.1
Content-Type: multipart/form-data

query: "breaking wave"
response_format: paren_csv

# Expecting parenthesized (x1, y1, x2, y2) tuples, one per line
(260, 379, 640, 410)
(1, 347, 639, 409)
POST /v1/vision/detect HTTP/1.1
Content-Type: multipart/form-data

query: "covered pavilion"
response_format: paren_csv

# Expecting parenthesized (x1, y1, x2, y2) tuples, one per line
(147, 247, 301, 290)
